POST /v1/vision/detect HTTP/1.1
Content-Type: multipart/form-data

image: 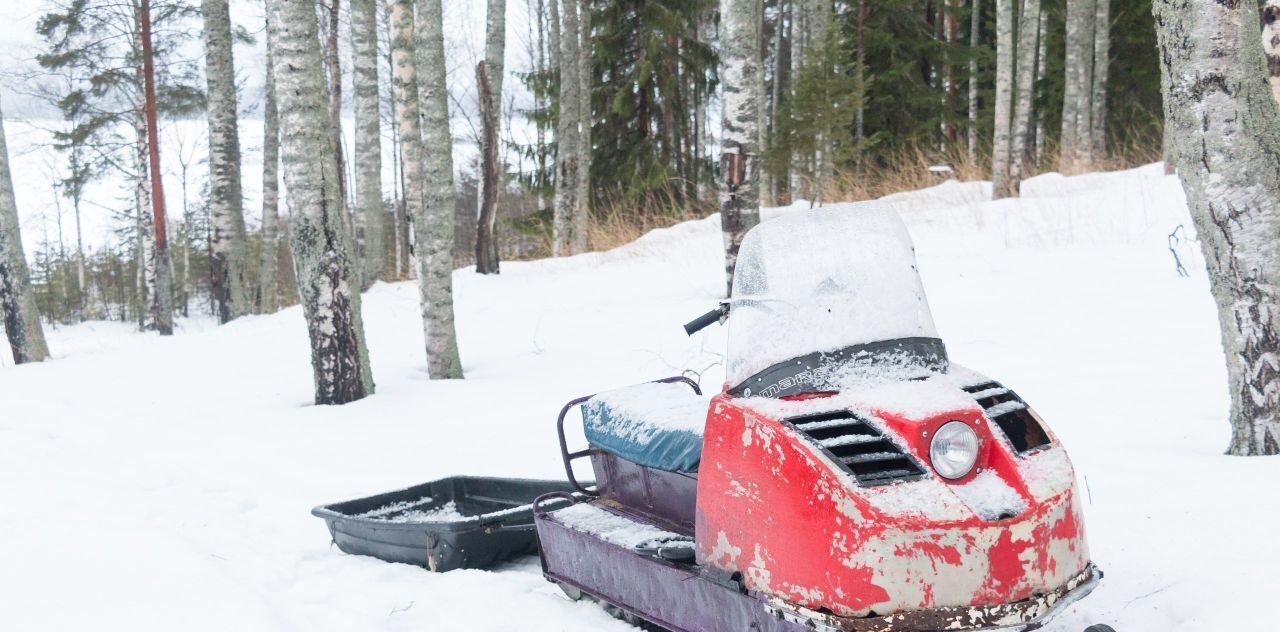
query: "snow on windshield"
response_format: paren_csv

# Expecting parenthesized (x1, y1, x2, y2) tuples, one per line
(725, 206, 939, 386)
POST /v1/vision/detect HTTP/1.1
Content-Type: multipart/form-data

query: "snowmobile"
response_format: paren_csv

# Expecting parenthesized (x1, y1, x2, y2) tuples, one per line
(531, 207, 1107, 631)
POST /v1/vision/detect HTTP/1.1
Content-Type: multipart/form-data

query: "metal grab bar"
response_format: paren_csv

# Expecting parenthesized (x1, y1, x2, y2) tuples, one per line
(555, 375, 703, 496)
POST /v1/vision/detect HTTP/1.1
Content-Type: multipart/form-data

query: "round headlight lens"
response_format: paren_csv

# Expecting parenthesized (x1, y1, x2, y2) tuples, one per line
(929, 421, 979, 479)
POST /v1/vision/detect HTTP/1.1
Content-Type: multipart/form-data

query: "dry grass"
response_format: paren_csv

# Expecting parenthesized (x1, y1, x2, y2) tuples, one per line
(509, 134, 1163, 260)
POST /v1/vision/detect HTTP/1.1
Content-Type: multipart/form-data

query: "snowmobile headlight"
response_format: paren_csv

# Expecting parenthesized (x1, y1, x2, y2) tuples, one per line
(929, 421, 979, 479)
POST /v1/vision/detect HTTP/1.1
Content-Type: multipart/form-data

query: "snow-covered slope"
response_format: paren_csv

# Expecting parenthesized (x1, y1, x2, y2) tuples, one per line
(1, 164, 1273, 631)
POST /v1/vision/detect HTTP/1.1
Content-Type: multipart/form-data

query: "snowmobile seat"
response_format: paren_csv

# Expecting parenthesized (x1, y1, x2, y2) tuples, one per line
(582, 381, 710, 473)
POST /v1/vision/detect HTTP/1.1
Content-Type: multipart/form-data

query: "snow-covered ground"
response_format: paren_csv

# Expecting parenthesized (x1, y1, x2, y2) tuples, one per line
(1, 165, 1274, 631)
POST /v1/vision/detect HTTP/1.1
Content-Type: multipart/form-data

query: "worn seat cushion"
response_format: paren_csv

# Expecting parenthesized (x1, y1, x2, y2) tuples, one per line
(582, 382, 709, 473)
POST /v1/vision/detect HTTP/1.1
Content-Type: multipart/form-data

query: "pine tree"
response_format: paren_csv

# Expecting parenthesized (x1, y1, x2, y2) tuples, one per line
(0, 98, 51, 364)
(1154, 0, 1280, 455)
(202, 0, 250, 322)
(414, 0, 464, 379)
(140, 0, 174, 335)
(267, 0, 375, 404)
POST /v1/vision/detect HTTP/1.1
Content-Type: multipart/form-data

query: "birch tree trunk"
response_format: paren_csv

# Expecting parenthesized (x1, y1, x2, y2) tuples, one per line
(267, 0, 375, 405)
(968, 0, 981, 164)
(1061, 0, 1083, 170)
(260, 7, 281, 313)
(575, 0, 591, 243)
(475, 62, 501, 274)
(1009, 0, 1041, 191)
(414, 0, 464, 379)
(991, 0, 1015, 199)
(388, 0, 422, 280)
(552, 0, 581, 256)
(1266, 2, 1280, 104)
(0, 99, 50, 364)
(132, 105, 157, 330)
(1034, 8, 1048, 163)
(202, 0, 250, 323)
(1154, 0, 1280, 456)
(719, 0, 763, 296)
(476, 0, 506, 273)
(1090, 0, 1109, 160)
(140, 0, 174, 335)
(352, 0, 385, 285)
(325, 0, 350, 211)
(1074, 0, 1096, 168)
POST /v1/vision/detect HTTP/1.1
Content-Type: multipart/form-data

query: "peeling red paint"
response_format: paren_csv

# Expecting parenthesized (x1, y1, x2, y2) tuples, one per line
(694, 393, 1091, 618)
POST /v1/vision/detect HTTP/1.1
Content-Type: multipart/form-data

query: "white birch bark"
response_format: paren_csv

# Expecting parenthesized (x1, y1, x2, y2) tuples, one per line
(991, 0, 1015, 199)
(267, 0, 375, 404)
(259, 6, 281, 313)
(413, 0, 464, 378)
(202, 0, 250, 323)
(1266, 2, 1280, 104)
(719, 0, 763, 296)
(552, 0, 581, 256)
(132, 106, 158, 330)
(1060, 0, 1083, 170)
(352, 0, 385, 285)
(0, 98, 49, 364)
(388, 0, 422, 279)
(1034, 8, 1048, 162)
(968, 0, 981, 164)
(1154, 0, 1280, 455)
(1074, 0, 1096, 168)
(1089, 0, 1109, 160)
(1009, 0, 1041, 191)
(475, 0, 507, 273)
(574, 0, 590, 245)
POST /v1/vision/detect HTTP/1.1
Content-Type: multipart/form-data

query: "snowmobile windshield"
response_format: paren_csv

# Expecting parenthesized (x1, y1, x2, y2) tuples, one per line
(725, 206, 947, 398)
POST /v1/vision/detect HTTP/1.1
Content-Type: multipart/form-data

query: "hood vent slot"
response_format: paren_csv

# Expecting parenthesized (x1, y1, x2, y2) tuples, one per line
(963, 381, 1052, 454)
(786, 411, 925, 486)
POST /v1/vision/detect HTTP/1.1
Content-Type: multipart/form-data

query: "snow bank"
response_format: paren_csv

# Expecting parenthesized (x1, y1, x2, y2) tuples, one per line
(2, 165, 1273, 632)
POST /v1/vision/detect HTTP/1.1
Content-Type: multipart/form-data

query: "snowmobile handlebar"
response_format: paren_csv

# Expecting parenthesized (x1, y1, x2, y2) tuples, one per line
(683, 303, 729, 336)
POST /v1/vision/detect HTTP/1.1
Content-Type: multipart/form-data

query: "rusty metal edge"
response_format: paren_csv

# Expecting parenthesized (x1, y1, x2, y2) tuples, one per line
(762, 563, 1102, 632)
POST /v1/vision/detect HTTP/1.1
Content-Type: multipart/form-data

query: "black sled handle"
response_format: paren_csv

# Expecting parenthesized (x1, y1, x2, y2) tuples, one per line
(684, 303, 729, 336)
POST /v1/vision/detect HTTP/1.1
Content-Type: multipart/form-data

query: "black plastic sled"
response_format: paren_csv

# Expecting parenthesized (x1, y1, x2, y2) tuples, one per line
(311, 476, 581, 572)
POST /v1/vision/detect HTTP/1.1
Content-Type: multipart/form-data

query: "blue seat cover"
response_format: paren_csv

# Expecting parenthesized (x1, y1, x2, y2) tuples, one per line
(582, 382, 709, 473)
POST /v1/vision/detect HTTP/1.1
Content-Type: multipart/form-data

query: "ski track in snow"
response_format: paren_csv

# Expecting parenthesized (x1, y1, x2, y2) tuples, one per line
(1, 164, 1275, 630)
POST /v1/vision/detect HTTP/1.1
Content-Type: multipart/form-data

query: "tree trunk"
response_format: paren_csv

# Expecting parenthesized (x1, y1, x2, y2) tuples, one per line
(324, 0, 350, 214)
(1154, 0, 1280, 455)
(719, 0, 764, 296)
(140, 0, 174, 335)
(855, 0, 867, 168)
(1034, 8, 1048, 163)
(260, 6, 281, 313)
(388, 0, 421, 282)
(1061, 0, 1083, 170)
(1266, 2, 1280, 104)
(575, 0, 591, 243)
(968, 0, 980, 165)
(0, 98, 50, 364)
(552, 0, 582, 256)
(1009, 0, 1041, 192)
(202, 0, 250, 323)
(414, 0, 465, 379)
(991, 0, 1015, 199)
(352, 0, 384, 286)
(267, 0, 375, 405)
(475, 62, 501, 274)
(476, 0, 506, 274)
(1089, 0, 1109, 160)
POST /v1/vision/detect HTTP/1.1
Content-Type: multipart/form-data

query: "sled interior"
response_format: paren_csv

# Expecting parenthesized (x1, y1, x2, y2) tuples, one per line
(311, 475, 580, 571)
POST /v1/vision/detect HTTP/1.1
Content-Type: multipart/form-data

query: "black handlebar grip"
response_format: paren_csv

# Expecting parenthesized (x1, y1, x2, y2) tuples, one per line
(683, 306, 725, 336)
